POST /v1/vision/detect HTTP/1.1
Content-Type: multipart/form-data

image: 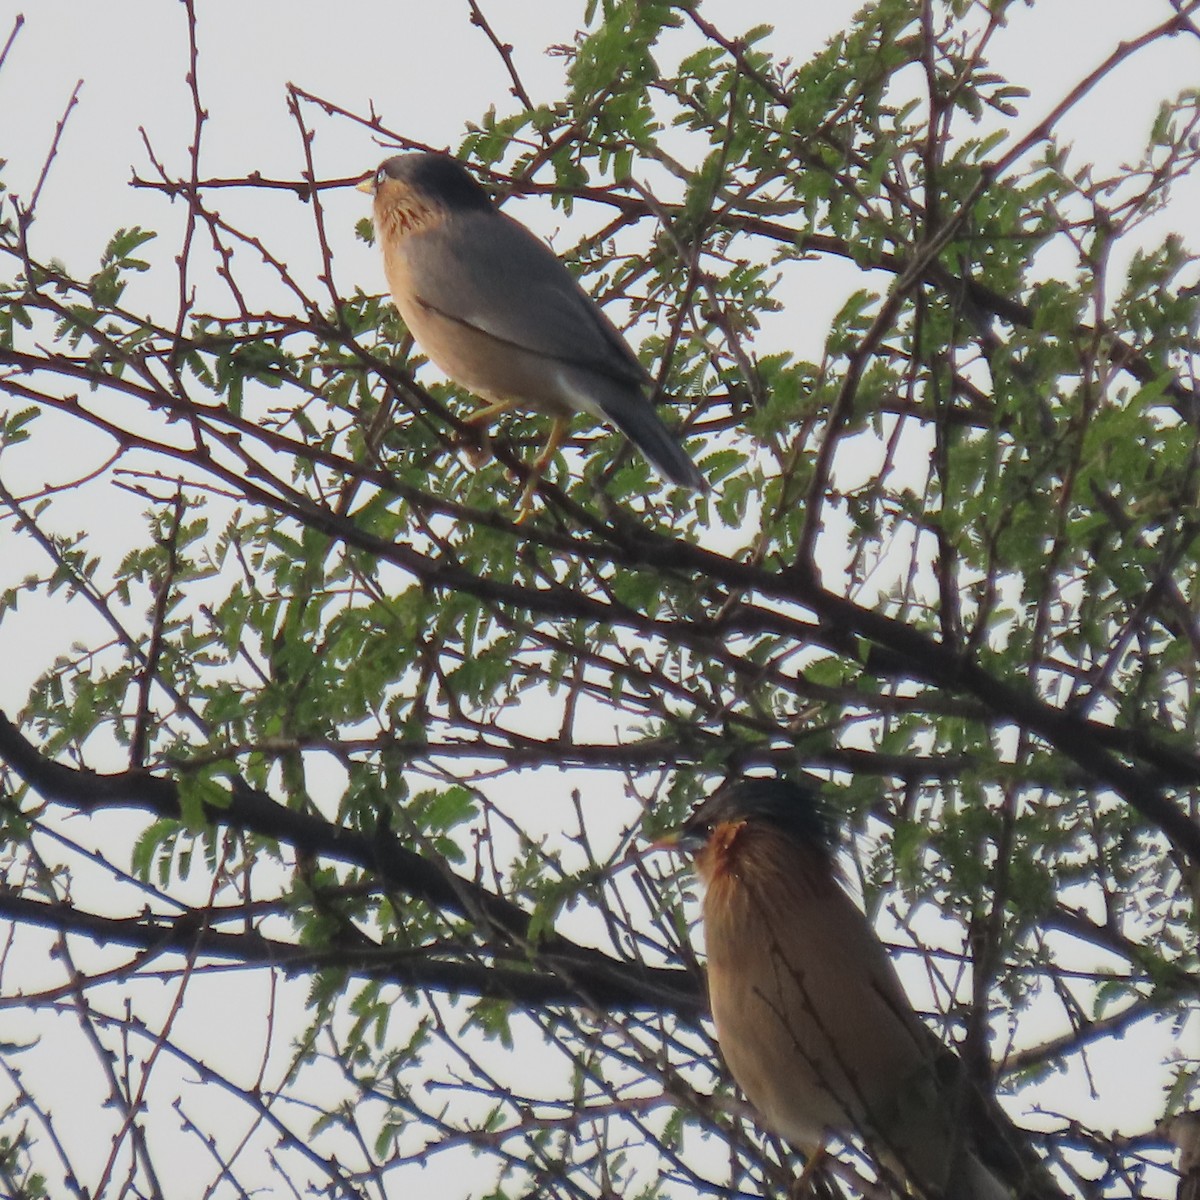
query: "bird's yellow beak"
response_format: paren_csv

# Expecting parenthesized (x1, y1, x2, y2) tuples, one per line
(647, 830, 684, 853)
(356, 176, 375, 195)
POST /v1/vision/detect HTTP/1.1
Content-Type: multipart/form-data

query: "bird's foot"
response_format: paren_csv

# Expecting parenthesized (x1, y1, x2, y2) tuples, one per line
(463, 398, 518, 426)
(514, 471, 542, 523)
(790, 1146, 832, 1200)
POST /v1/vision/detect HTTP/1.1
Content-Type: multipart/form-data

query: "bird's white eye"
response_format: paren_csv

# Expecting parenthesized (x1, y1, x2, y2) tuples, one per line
(375, 166, 388, 187)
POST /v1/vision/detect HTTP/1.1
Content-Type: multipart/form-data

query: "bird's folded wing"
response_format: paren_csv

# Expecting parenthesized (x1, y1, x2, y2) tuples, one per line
(865, 964, 1060, 1200)
(404, 210, 654, 390)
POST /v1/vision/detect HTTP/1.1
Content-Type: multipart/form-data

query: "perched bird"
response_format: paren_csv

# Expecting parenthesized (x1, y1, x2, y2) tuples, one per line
(661, 778, 1055, 1200)
(357, 153, 705, 516)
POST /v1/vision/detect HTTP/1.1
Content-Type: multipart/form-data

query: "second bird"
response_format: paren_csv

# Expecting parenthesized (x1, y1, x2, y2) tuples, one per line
(666, 779, 1058, 1200)
(358, 153, 705, 515)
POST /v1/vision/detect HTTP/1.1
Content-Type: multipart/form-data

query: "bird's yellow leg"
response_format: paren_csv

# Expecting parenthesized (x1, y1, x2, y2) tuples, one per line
(463, 397, 519, 426)
(515, 415, 569, 523)
(789, 1145, 828, 1199)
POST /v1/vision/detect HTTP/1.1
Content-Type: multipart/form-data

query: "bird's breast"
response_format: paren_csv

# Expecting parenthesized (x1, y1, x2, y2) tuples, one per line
(700, 831, 949, 1159)
(702, 854, 853, 1150)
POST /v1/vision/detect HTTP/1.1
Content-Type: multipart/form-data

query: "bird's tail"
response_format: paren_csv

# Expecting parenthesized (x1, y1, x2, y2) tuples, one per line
(903, 1142, 1012, 1200)
(576, 372, 706, 491)
(946, 1146, 1063, 1200)
(962, 1152, 1013, 1200)
(610, 404, 706, 491)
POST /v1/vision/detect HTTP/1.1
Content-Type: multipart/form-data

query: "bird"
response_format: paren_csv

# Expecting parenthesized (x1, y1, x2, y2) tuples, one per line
(357, 153, 706, 517)
(659, 778, 1056, 1200)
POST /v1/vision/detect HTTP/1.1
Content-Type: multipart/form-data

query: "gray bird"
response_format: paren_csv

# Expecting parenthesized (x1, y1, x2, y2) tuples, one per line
(357, 153, 705, 516)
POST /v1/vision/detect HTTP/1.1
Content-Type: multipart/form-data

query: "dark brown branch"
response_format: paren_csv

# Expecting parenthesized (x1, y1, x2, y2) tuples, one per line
(0, 711, 702, 1019)
(5, 336, 1199, 860)
(123, 165, 1198, 422)
(467, 0, 536, 112)
(0, 892, 685, 1010)
(0, 12, 24, 73)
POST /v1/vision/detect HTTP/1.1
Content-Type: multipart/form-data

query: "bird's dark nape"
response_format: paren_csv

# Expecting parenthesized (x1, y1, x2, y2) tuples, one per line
(381, 153, 493, 212)
(687, 777, 832, 852)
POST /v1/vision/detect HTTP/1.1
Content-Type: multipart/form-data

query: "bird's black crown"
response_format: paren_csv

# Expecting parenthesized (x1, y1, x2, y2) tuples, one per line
(682, 778, 832, 853)
(375, 153, 493, 212)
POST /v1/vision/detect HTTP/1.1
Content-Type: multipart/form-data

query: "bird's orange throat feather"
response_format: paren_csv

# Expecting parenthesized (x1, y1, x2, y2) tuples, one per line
(697, 820, 836, 913)
(696, 819, 749, 886)
(375, 192, 447, 242)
